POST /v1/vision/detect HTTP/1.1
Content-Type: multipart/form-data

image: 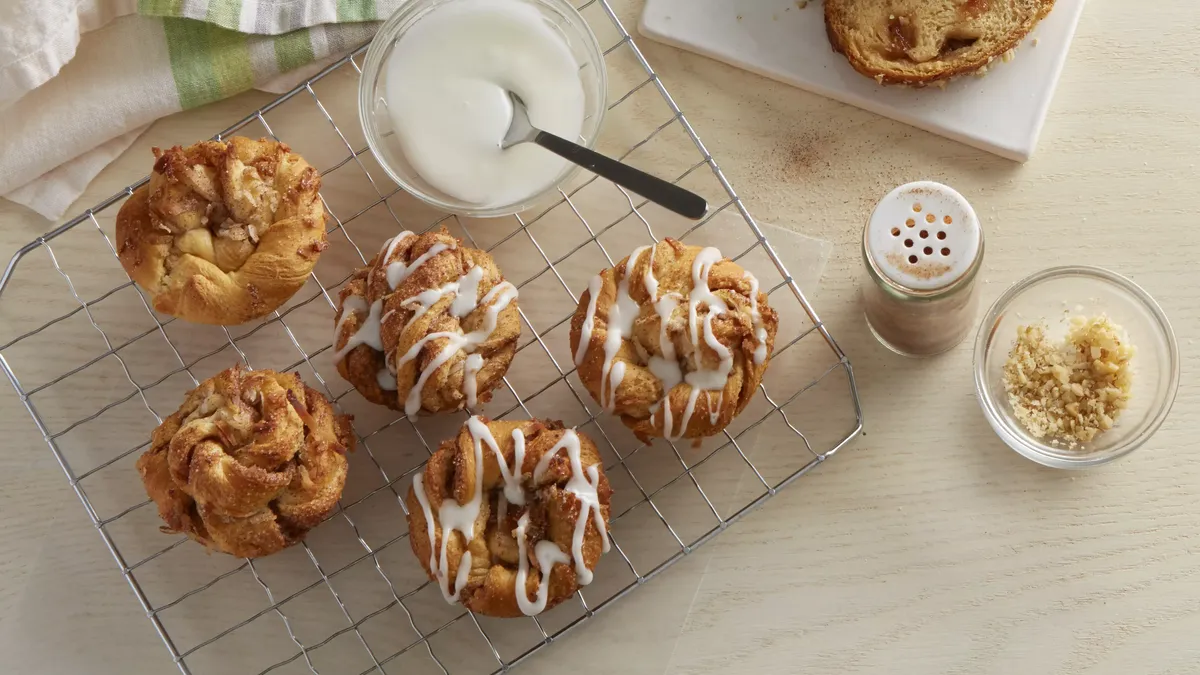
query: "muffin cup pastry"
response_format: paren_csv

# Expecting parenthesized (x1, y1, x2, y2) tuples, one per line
(570, 239, 778, 443)
(407, 417, 611, 617)
(116, 137, 327, 325)
(136, 366, 353, 558)
(332, 227, 519, 416)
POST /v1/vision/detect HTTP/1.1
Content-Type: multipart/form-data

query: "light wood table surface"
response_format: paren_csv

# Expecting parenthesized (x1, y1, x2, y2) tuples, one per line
(2, 1, 1199, 673)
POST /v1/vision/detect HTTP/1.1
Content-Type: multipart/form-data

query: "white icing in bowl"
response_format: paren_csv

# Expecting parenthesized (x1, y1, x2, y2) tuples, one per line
(360, 0, 607, 217)
(384, 0, 585, 206)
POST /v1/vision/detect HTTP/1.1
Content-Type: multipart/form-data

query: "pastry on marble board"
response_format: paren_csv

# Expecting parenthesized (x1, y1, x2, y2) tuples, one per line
(136, 366, 353, 558)
(407, 416, 611, 617)
(824, 0, 1055, 86)
(116, 137, 328, 325)
(570, 239, 777, 443)
(332, 227, 519, 416)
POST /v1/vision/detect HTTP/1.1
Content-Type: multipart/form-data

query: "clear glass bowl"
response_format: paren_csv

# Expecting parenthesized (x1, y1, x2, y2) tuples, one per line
(973, 266, 1180, 469)
(357, 0, 608, 218)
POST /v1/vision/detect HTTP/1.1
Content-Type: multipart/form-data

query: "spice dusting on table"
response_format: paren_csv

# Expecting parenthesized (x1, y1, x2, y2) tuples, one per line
(1002, 315, 1135, 446)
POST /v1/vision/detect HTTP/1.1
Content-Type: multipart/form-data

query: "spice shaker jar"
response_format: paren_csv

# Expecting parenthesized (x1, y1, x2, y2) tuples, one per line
(861, 181, 984, 357)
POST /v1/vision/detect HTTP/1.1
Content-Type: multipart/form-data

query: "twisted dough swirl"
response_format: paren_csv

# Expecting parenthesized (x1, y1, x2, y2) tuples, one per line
(570, 239, 778, 443)
(407, 417, 612, 617)
(333, 227, 519, 416)
(116, 137, 327, 325)
(137, 366, 353, 558)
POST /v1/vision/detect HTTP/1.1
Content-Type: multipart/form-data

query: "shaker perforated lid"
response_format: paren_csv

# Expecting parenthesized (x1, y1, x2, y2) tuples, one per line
(866, 181, 982, 292)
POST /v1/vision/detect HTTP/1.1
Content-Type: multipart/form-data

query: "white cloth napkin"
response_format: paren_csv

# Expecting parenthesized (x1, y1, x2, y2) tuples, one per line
(0, 0, 388, 221)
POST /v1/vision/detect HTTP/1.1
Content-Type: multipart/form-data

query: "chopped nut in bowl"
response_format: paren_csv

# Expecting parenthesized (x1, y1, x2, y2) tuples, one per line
(974, 266, 1179, 469)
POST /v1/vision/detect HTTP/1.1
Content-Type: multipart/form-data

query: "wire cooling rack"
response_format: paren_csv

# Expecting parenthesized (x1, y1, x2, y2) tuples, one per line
(0, 2, 862, 674)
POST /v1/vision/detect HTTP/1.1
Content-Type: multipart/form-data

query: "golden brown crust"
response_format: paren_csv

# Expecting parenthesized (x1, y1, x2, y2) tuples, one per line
(115, 137, 327, 325)
(136, 366, 353, 558)
(569, 240, 778, 443)
(406, 418, 611, 618)
(333, 227, 519, 415)
(825, 0, 1056, 86)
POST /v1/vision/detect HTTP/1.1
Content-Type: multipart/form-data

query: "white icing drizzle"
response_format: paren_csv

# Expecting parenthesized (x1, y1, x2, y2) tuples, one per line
(641, 243, 684, 438)
(653, 293, 681, 359)
(597, 246, 649, 412)
(381, 231, 411, 266)
(398, 264, 485, 332)
(396, 281, 518, 416)
(649, 399, 668, 441)
(332, 296, 385, 361)
(401, 340, 459, 416)
(451, 266, 485, 317)
(685, 312, 732, 390)
(743, 271, 769, 366)
(681, 250, 734, 433)
(413, 417, 526, 606)
(386, 241, 456, 289)
(671, 387, 703, 442)
(708, 391, 723, 425)
(377, 369, 398, 390)
(651, 395, 673, 442)
(687, 247, 729, 349)
(574, 274, 603, 366)
(336, 233, 455, 367)
(463, 353, 484, 408)
(655, 247, 735, 440)
(369, 232, 411, 287)
(411, 472, 442, 592)
(486, 423, 573, 617)
(532, 429, 610, 585)
(467, 417, 527, 507)
(412, 422, 485, 604)
(641, 243, 661, 300)
(515, 512, 570, 616)
(506, 428, 528, 504)
(393, 264, 489, 377)
(648, 356, 683, 391)
(400, 283, 452, 330)
(643, 242, 683, 378)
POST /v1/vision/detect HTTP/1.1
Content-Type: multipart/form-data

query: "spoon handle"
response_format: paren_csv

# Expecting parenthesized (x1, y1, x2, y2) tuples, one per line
(533, 131, 708, 220)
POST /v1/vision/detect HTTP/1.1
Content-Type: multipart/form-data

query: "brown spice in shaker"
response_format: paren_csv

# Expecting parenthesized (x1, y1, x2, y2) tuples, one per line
(862, 277, 981, 356)
(861, 182, 983, 357)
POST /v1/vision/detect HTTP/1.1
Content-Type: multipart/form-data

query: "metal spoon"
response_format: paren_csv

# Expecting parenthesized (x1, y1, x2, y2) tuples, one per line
(501, 91, 708, 220)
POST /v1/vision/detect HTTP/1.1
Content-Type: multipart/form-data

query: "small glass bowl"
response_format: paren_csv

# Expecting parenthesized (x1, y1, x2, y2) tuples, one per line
(973, 266, 1179, 469)
(357, 0, 608, 218)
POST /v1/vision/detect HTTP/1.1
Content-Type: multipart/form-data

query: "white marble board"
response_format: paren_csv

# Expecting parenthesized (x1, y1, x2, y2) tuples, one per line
(639, 0, 1086, 161)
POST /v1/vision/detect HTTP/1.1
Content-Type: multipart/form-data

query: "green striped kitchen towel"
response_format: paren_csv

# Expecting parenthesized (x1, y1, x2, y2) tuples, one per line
(137, 0, 405, 35)
(160, 16, 379, 109)
(2, 0, 392, 220)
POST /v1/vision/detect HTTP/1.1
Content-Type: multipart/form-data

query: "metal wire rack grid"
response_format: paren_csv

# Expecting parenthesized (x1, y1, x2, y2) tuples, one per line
(0, 2, 862, 674)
